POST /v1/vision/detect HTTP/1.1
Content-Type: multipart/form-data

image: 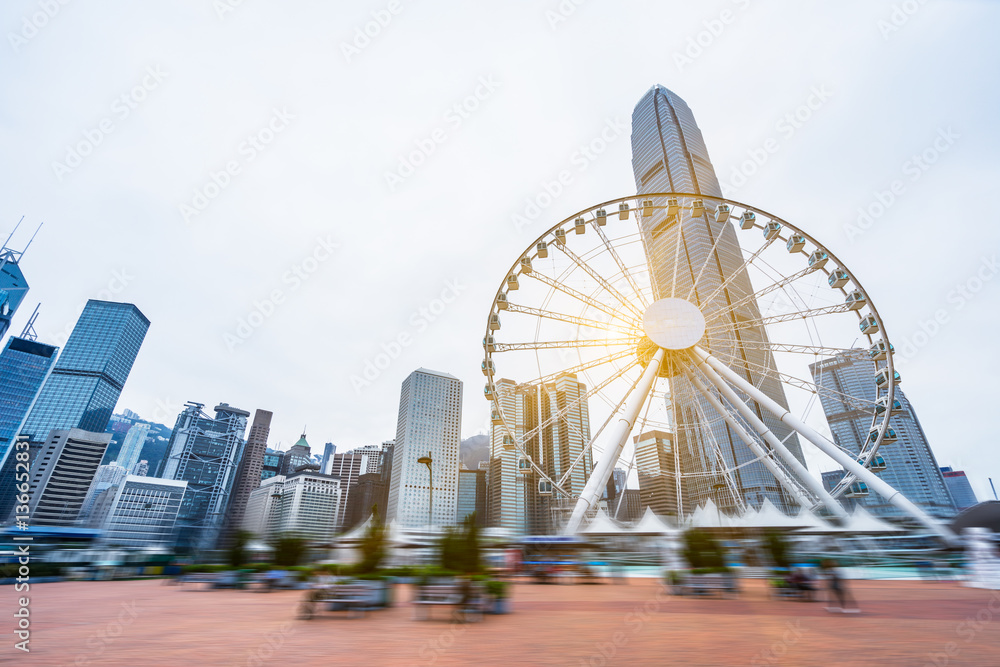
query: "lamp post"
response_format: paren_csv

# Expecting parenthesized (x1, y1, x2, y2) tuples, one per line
(417, 452, 433, 528)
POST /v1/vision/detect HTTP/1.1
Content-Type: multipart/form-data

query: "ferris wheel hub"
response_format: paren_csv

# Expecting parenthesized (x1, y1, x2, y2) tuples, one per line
(641, 298, 706, 350)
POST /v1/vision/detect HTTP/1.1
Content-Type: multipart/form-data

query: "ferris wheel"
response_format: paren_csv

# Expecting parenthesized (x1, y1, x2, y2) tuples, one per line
(482, 193, 954, 542)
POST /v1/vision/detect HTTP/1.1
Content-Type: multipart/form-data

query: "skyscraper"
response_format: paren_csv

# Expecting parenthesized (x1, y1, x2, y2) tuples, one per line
(386, 368, 462, 528)
(488, 374, 593, 534)
(19, 300, 150, 446)
(242, 470, 341, 542)
(117, 422, 150, 473)
(0, 223, 34, 341)
(20, 428, 112, 526)
(225, 409, 273, 539)
(279, 433, 313, 475)
(630, 85, 804, 513)
(161, 402, 250, 550)
(79, 462, 128, 520)
(88, 475, 187, 548)
(320, 442, 336, 475)
(0, 336, 58, 495)
(457, 467, 487, 526)
(634, 430, 678, 518)
(940, 468, 978, 510)
(810, 351, 956, 519)
(331, 444, 385, 528)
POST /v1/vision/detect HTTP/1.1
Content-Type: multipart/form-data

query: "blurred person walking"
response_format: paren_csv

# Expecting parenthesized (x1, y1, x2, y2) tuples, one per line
(822, 559, 859, 613)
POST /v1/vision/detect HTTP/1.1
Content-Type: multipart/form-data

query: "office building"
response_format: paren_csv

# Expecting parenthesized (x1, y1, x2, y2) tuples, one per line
(0, 335, 58, 521)
(20, 428, 112, 526)
(343, 472, 388, 529)
(634, 430, 678, 518)
(320, 442, 336, 475)
(261, 449, 282, 481)
(386, 368, 462, 528)
(19, 300, 149, 447)
(79, 462, 128, 520)
(117, 422, 150, 473)
(0, 223, 33, 341)
(631, 85, 804, 514)
(243, 469, 341, 542)
(280, 433, 313, 476)
(810, 351, 955, 519)
(488, 374, 593, 534)
(941, 467, 978, 510)
(89, 475, 187, 548)
(615, 489, 642, 522)
(331, 444, 384, 528)
(161, 402, 249, 550)
(457, 468, 486, 526)
(225, 409, 272, 538)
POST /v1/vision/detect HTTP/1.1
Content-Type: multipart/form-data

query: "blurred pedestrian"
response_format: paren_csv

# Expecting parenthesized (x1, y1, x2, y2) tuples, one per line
(822, 559, 859, 613)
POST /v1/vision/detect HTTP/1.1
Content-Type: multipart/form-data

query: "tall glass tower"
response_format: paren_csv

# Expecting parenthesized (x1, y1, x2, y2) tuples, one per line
(0, 230, 32, 341)
(810, 352, 956, 519)
(19, 300, 150, 444)
(630, 85, 804, 514)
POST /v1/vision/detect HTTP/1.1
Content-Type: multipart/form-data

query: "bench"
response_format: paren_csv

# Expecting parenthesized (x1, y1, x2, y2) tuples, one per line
(769, 582, 816, 601)
(672, 574, 740, 598)
(412, 582, 489, 622)
(298, 582, 381, 619)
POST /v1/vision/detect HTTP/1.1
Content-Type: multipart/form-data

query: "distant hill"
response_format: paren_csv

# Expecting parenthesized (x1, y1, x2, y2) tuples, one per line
(460, 434, 489, 470)
(102, 412, 173, 474)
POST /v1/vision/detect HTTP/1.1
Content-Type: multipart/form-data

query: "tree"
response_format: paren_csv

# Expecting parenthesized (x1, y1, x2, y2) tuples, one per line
(440, 513, 483, 573)
(763, 529, 792, 569)
(682, 528, 726, 570)
(227, 530, 252, 568)
(271, 534, 308, 567)
(355, 504, 387, 574)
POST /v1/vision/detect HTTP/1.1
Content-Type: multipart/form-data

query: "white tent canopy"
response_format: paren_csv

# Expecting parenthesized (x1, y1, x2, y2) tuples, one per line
(629, 507, 680, 535)
(579, 508, 628, 535)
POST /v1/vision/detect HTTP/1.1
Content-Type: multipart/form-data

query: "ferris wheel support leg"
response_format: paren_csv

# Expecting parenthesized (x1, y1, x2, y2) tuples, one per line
(694, 346, 961, 546)
(685, 370, 818, 513)
(689, 353, 849, 521)
(565, 348, 665, 535)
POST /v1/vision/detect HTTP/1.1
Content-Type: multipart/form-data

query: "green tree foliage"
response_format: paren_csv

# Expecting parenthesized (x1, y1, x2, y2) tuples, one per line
(271, 534, 308, 567)
(439, 513, 483, 574)
(682, 528, 726, 569)
(355, 504, 387, 574)
(227, 530, 252, 568)
(763, 529, 792, 569)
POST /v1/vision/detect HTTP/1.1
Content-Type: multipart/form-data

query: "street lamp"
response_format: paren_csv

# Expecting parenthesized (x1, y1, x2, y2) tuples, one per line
(417, 452, 433, 528)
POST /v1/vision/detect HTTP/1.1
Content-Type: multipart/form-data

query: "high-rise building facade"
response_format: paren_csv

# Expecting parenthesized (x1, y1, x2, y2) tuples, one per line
(0, 336, 58, 519)
(0, 228, 32, 341)
(89, 475, 187, 548)
(242, 470, 341, 542)
(457, 468, 486, 526)
(343, 472, 387, 530)
(261, 449, 282, 481)
(940, 467, 978, 510)
(320, 442, 336, 475)
(226, 409, 272, 538)
(117, 422, 150, 473)
(488, 374, 593, 534)
(331, 444, 384, 528)
(810, 352, 956, 519)
(634, 430, 678, 518)
(19, 300, 150, 446)
(79, 462, 129, 520)
(386, 368, 462, 528)
(20, 428, 112, 526)
(161, 402, 249, 550)
(631, 86, 804, 514)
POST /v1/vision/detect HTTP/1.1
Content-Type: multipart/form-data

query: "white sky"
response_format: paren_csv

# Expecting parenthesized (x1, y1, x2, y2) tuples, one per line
(2, 1, 998, 501)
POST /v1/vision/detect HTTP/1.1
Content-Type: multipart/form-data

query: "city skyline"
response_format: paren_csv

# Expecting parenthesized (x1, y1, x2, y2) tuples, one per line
(1, 3, 998, 502)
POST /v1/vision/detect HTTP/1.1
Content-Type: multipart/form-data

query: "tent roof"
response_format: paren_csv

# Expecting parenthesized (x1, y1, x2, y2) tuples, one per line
(630, 506, 679, 534)
(580, 508, 627, 534)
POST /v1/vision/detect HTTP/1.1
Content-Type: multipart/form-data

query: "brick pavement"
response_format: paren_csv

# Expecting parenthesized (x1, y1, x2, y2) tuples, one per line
(11, 578, 1000, 666)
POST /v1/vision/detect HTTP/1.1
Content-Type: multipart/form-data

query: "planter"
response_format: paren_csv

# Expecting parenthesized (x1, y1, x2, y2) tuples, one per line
(490, 596, 509, 614)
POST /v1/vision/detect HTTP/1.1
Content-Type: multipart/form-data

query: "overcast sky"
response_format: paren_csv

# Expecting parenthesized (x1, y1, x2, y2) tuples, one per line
(2, 1, 998, 500)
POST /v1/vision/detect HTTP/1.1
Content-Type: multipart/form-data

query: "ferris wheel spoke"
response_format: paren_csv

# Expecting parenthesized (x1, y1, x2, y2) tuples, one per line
(699, 236, 777, 307)
(729, 340, 865, 358)
(684, 373, 747, 514)
(526, 269, 641, 327)
(684, 351, 849, 519)
(589, 221, 651, 310)
(704, 346, 877, 412)
(505, 303, 639, 337)
(684, 215, 734, 304)
(492, 337, 642, 353)
(703, 302, 854, 336)
(704, 265, 820, 324)
(680, 361, 816, 511)
(556, 362, 645, 488)
(511, 347, 637, 393)
(554, 241, 646, 320)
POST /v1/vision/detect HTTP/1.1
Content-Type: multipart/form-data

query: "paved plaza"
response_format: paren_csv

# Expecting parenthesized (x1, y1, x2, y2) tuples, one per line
(16, 577, 1000, 666)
